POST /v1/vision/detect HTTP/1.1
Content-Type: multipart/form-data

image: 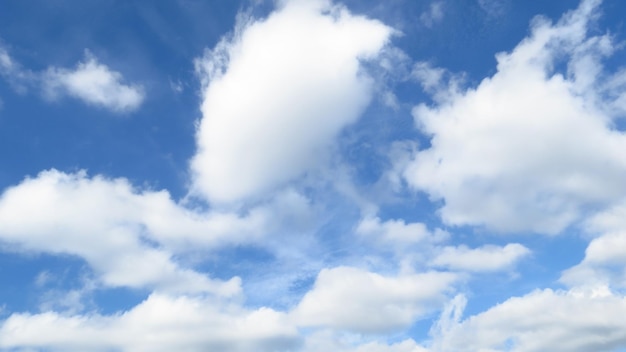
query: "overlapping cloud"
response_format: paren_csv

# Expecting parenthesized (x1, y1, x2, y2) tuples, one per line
(2, 0, 626, 351)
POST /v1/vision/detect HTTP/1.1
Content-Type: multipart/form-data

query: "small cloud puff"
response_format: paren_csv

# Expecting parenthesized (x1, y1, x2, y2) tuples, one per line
(42, 51, 145, 113)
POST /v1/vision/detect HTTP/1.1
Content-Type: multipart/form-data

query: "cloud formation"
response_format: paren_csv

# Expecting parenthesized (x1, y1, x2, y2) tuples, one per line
(292, 266, 457, 333)
(431, 288, 626, 352)
(0, 293, 299, 352)
(3, 0, 626, 351)
(405, 0, 626, 234)
(43, 52, 145, 112)
(191, 0, 393, 203)
(430, 243, 530, 272)
(0, 169, 256, 295)
(0, 45, 144, 113)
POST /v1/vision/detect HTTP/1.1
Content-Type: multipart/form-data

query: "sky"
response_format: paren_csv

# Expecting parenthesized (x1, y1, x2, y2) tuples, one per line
(1, 0, 626, 351)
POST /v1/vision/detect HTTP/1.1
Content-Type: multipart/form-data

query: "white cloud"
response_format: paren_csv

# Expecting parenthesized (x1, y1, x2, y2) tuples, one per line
(561, 201, 626, 289)
(292, 266, 457, 333)
(561, 233, 626, 290)
(42, 52, 145, 112)
(0, 293, 299, 352)
(191, 0, 393, 203)
(301, 330, 429, 352)
(430, 243, 530, 272)
(430, 288, 626, 352)
(0, 169, 269, 296)
(403, 0, 626, 234)
(356, 216, 448, 245)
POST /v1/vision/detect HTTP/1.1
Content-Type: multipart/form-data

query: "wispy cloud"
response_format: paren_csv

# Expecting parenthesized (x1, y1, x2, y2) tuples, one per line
(420, 1, 445, 28)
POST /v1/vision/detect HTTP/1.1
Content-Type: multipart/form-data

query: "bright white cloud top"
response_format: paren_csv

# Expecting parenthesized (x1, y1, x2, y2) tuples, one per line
(43, 53, 145, 112)
(191, 0, 392, 203)
(1, 0, 626, 351)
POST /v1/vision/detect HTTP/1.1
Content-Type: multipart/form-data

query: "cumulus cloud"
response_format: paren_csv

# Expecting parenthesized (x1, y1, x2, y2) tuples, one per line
(0, 169, 276, 295)
(42, 52, 145, 112)
(191, 0, 393, 203)
(430, 288, 626, 352)
(0, 293, 299, 352)
(0, 44, 143, 112)
(404, 0, 626, 234)
(292, 266, 457, 333)
(561, 201, 626, 289)
(355, 217, 528, 273)
(430, 243, 530, 272)
(356, 216, 448, 245)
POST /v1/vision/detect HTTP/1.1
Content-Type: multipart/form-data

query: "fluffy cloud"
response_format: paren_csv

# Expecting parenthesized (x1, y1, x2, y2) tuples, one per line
(191, 0, 393, 203)
(301, 331, 428, 352)
(430, 243, 530, 272)
(0, 45, 143, 112)
(0, 293, 299, 352)
(0, 169, 273, 295)
(292, 266, 457, 333)
(356, 216, 448, 245)
(561, 201, 626, 289)
(43, 52, 145, 112)
(431, 288, 626, 352)
(404, 0, 626, 234)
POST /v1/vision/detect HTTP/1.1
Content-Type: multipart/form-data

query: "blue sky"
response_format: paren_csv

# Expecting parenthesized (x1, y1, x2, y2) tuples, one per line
(1, 0, 626, 350)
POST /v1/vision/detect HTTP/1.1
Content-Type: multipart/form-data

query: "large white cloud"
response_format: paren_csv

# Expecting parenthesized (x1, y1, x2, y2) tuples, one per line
(404, 0, 626, 234)
(430, 288, 626, 352)
(292, 266, 457, 333)
(191, 0, 393, 203)
(42, 52, 145, 113)
(0, 169, 274, 295)
(0, 293, 299, 352)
